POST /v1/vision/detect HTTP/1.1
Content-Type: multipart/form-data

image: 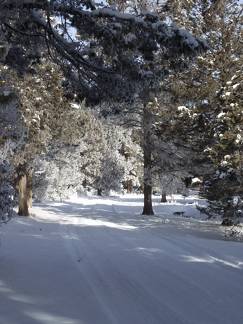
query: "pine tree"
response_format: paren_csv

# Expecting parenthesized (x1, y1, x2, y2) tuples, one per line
(158, 0, 243, 221)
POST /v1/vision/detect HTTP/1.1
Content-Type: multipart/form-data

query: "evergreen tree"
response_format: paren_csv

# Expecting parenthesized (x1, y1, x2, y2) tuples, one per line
(158, 0, 243, 221)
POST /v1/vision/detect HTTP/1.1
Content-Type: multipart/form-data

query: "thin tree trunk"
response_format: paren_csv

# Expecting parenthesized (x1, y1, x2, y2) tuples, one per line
(142, 102, 154, 215)
(127, 180, 133, 193)
(161, 191, 167, 203)
(143, 182, 154, 215)
(27, 170, 32, 208)
(18, 169, 32, 216)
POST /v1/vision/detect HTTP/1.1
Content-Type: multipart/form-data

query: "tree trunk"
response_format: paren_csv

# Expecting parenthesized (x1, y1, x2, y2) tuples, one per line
(97, 188, 102, 196)
(143, 182, 154, 215)
(161, 191, 167, 203)
(18, 169, 32, 216)
(127, 180, 133, 193)
(142, 102, 154, 215)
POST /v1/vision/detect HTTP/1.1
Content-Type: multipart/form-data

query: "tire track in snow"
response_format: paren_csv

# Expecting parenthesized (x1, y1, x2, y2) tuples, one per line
(61, 219, 190, 324)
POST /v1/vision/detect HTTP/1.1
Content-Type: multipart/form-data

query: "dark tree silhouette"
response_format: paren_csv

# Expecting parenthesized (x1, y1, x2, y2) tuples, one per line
(0, 0, 207, 104)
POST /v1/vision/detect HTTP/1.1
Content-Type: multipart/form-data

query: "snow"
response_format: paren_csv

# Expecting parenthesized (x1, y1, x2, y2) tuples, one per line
(178, 106, 189, 112)
(1, 194, 243, 324)
(232, 82, 240, 90)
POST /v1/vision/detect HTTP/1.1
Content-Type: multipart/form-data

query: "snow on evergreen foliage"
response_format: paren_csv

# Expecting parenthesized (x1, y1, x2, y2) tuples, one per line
(97, 152, 125, 195)
(33, 110, 142, 200)
(154, 0, 242, 219)
(0, 0, 207, 104)
(0, 148, 15, 223)
(158, 173, 188, 196)
(0, 73, 23, 222)
(33, 145, 85, 201)
(96, 125, 142, 195)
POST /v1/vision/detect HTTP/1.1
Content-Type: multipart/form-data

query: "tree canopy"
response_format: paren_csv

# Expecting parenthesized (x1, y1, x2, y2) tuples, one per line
(0, 0, 207, 103)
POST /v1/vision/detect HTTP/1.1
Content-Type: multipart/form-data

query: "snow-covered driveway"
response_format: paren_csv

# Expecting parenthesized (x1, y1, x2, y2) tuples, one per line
(1, 196, 243, 324)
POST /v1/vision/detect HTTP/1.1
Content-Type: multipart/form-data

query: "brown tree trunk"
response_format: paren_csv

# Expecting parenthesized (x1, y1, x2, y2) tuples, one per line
(18, 169, 32, 216)
(143, 182, 154, 215)
(142, 102, 154, 215)
(27, 170, 32, 208)
(161, 191, 167, 203)
(127, 179, 133, 193)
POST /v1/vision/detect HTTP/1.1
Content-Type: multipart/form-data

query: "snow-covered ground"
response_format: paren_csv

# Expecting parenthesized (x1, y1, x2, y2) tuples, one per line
(1, 194, 243, 324)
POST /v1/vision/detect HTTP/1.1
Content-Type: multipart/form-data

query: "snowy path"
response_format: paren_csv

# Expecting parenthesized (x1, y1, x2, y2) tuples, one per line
(1, 196, 243, 324)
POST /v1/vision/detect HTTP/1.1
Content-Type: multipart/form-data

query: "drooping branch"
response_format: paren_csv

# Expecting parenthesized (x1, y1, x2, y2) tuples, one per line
(0, 0, 208, 103)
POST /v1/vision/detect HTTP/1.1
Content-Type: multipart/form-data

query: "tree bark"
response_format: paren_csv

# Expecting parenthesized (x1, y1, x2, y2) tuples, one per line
(125, 179, 133, 193)
(161, 191, 167, 203)
(142, 102, 154, 215)
(143, 182, 154, 215)
(17, 168, 32, 216)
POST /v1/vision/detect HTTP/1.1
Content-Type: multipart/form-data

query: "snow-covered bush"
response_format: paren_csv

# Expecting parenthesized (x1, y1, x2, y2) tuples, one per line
(96, 153, 125, 195)
(33, 146, 85, 201)
(32, 109, 143, 200)
(97, 125, 142, 195)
